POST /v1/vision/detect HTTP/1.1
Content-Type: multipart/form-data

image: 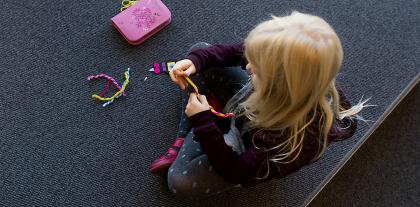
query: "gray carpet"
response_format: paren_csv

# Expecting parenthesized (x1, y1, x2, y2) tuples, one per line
(0, 0, 418, 206)
(310, 84, 419, 207)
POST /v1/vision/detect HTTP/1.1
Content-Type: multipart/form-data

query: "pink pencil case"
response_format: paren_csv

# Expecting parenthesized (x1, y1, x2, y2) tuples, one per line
(111, 0, 171, 45)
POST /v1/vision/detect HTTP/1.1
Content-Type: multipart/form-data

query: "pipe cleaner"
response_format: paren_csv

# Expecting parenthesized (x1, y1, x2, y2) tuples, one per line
(183, 76, 234, 118)
(100, 80, 112, 97)
(120, 0, 139, 12)
(150, 61, 233, 118)
(91, 69, 130, 101)
(88, 68, 130, 107)
(101, 71, 130, 107)
(102, 93, 123, 107)
(87, 73, 127, 97)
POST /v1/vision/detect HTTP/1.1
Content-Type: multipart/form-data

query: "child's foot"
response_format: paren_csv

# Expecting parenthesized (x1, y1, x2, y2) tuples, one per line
(150, 137, 185, 177)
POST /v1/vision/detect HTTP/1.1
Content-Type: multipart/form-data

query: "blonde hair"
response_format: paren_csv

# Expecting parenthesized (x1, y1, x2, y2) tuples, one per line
(241, 11, 367, 166)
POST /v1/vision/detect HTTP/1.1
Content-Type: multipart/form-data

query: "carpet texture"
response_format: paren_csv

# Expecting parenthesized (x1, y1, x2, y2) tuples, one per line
(310, 84, 419, 207)
(0, 0, 418, 206)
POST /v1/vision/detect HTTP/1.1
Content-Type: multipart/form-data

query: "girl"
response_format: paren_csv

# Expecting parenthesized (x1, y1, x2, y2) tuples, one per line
(150, 11, 367, 199)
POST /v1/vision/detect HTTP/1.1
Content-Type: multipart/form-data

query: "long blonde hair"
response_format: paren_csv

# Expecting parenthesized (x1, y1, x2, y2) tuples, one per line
(241, 11, 366, 165)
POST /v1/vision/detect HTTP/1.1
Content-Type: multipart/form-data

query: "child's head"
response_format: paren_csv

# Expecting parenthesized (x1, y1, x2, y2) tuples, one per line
(242, 11, 344, 163)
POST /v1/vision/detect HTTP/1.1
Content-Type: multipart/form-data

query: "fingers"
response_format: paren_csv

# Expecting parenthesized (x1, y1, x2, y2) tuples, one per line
(196, 94, 208, 105)
(169, 59, 197, 91)
(174, 69, 190, 90)
(173, 69, 185, 76)
(189, 93, 198, 103)
(172, 59, 196, 76)
(178, 78, 187, 90)
(189, 93, 208, 106)
(172, 59, 191, 72)
(179, 76, 188, 90)
(183, 67, 192, 76)
(188, 92, 193, 102)
(169, 70, 179, 83)
(169, 69, 188, 90)
(184, 64, 197, 76)
(169, 71, 184, 90)
(174, 70, 189, 85)
(185, 93, 209, 117)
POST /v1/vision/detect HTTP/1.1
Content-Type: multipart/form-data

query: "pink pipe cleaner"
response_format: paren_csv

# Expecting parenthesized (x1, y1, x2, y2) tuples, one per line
(87, 73, 127, 96)
(100, 80, 112, 97)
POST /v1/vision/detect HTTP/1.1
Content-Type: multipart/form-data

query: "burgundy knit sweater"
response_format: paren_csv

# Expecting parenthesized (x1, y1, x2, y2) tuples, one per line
(186, 44, 357, 188)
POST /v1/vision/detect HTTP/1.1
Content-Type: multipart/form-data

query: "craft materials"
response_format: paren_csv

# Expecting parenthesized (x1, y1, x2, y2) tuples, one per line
(161, 62, 167, 72)
(92, 69, 130, 101)
(88, 68, 130, 107)
(167, 61, 175, 71)
(102, 93, 123, 107)
(149, 61, 234, 117)
(87, 73, 127, 97)
(154, 63, 161, 74)
(100, 79, 112, 97)
(112, 0, 172, 45)
(120, 0, 139, 12)
(151, 61, 175, 74)
(183, 76, 235, 118)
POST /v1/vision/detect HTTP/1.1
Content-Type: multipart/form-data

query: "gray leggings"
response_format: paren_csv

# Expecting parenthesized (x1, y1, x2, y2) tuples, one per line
(167, 43, 249, 200)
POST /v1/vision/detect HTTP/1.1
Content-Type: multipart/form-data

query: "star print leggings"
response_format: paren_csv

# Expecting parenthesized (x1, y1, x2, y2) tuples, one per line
(167, 43, 249, 200)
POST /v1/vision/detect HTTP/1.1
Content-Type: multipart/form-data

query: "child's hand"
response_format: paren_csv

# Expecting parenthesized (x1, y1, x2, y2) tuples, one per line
(169, 59, 197, 90)
(185, 93, 210, 117)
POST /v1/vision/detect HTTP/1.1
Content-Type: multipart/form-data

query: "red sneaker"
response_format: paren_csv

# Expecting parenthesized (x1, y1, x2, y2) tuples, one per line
(150, 138, 185, 177)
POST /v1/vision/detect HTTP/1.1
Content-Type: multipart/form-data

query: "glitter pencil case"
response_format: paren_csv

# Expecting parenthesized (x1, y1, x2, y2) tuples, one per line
(111, 0, 171, 45)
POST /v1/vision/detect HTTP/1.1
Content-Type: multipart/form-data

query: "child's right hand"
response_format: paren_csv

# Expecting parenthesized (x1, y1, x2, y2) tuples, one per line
(169, 59, 197, 90)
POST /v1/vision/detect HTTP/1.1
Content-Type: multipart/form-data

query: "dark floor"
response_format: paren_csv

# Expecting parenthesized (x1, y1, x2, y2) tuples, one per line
(310, 84, 419, 207)
(0, 0, 418, 206)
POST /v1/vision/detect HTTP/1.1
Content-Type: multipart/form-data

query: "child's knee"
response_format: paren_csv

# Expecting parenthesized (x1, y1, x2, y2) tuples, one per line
(167, 171, 196, 198)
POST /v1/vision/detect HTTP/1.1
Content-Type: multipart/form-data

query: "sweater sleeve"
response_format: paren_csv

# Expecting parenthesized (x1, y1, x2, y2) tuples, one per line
(186, 44, 247, 73)
(328, 87, 358, 142)
(189, 110, 269, 188)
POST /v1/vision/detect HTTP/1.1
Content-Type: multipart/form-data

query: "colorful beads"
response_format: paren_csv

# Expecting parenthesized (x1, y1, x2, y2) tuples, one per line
(167, 61, 175, 71)
(151, 61, 176, 74)
(161, 62, 167, 72)
(153, 63, 161, 74)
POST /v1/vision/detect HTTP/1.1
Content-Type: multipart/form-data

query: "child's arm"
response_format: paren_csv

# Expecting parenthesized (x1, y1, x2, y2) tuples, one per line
(186, 44, 247, 73)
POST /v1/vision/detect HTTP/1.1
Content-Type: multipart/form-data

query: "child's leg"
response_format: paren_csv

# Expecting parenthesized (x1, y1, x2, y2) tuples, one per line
(175, 91, 191, 138)
(167, 130, 235, 199)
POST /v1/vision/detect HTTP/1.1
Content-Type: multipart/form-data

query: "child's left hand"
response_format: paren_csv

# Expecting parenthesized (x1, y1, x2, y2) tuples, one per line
(185, 93, 210, 117)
